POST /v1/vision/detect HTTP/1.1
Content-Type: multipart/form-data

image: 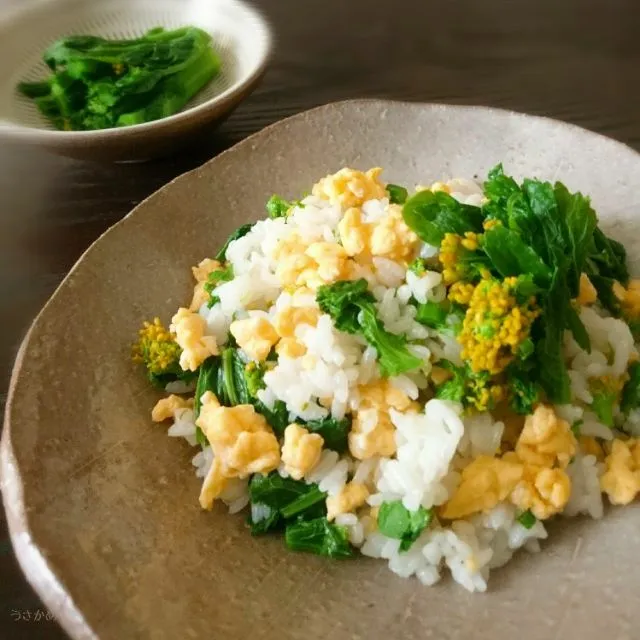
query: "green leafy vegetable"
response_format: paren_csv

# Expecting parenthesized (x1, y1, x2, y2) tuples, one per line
(482, 225, 551, 287)
(565, 305, 591, 353)
(408, 258, 427, 275)
(589, 378, 620, 428)
(214, 348, 249, 406)
(266, 195, 293, 219)
(506, 362, 540, 415)
(248, 473, 327, 535)
(517, 509, 536, 530)
(304, 417, 351, 453)
(621, 362, 640, 416)
(414, 300, 449, 328)
(317, 280, 422, 376)
(285, 518, 353, 558)
(193, 357, 220, 416)
(570, 419, 583, 438)
(19, 27, 220, 131)
(402, 189, 484, 246)
(386, 183, 408, 204)
(215, 223, 254, 262)
(377, 501, 433, 551)
(204, 264, 234, 307)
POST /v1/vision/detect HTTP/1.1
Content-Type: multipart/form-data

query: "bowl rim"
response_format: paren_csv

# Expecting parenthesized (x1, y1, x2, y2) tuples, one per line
(3, 99, 640, 640)
(0, 0, 273, 142)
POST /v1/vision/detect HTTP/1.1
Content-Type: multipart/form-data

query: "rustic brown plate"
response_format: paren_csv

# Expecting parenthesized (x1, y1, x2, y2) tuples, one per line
(3, 100, 640, 640)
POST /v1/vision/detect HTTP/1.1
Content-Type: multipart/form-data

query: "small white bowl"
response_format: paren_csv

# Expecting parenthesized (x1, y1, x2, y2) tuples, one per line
(0, 0, 272, 161)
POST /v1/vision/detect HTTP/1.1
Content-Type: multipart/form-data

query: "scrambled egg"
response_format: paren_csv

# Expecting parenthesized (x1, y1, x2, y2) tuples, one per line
(442, 405, 575, 520)
(509, 464, 571, 520)
(614, 279, 640, 318)
(458, 277, 540, 374)
(349, 409, 396, 460)
(337, 203, 418, 263)
(577, 273, 597, 306)
(312, 167, 386, 209)
(276, 338, 307, 358)
(348, 380, 416, 459)
(196, 391, 280, 509)
(189, 258, 221, 311)
(281, 423, 324, 480)
(579, 435, 604, 460)
(326, 482, 370, 521)
(515, 404, 577, 468)
(440, 455, 524, 520)
(274, 234, 349, 289)
(171, 308, 219, 371)
(338, 207, 369, 256)
(273, 306, 320, 338)
(369, 205, 418, 262)
(601, 438, 640, 505)
(229, 316, 279, 362)
(151, 395, 192, 422)
(305, 242, 349, 283)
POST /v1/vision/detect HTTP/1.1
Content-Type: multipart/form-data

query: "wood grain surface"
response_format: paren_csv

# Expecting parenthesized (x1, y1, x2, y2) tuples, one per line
(2, 0, 640, 637)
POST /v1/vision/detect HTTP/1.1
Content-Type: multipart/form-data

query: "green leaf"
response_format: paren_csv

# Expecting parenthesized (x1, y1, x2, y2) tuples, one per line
(386, 183, 408, 204)
(506, 362, 540, 415)
(415, 300, 449, 328)
(585, 227, 629, 284)
(285, 518, 353, 558)
(377, 501, 433, 552)
(482, 225, 552, 287)
(194, 356, 220, 419)
(215, 223, 254, 261)
(517, 509, 536, 529)
(248, 502, 281, 534)
(280, 485, 327, 519)
(204, 264, 234, 307)
(266, 195, 293, 219)
(591, 389, 616, 427)
(534, 270, 571, 404)
(217, 348, 249, 406)
(304, 416, 351, 453)
(402, 190, 484, 246)
(317, 280, 422, 376)
(621, 362, 640, 416)
(588, 274, 622, 317)
(195, 426, 208, 448)
(565, 305, 591, 353)
(554, 182, 597, 296)
(407, 258, 427, 275)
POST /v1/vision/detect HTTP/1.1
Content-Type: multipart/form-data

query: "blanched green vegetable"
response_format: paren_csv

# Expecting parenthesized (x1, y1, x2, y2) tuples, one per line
(377, 500, 433, 551)
(317, 279, 422, 377)
(285, 517, 353, 558)
(19, 27, 220, 131)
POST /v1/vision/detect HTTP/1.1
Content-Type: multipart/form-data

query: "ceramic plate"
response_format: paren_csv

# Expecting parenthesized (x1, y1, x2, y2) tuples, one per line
(3, 100, 640, 640)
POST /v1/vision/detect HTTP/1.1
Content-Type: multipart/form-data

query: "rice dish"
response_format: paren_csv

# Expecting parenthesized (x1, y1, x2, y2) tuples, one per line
(132, 166, 640, 592)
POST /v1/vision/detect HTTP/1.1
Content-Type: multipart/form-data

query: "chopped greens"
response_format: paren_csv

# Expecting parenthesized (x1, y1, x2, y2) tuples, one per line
(19, 27, 220, 131)
(266, 195, 293, 219)
(317, 279, 422, 376)
(621, 362, 640, 416)
(194, 355, 220, 423)
(304, 416, 351, 453)
(402, 189, 485, 246)
(248, 473, 327, 535)
(386, 183, 408, 205)
(285, 518, 353, 558)
(204, 264, 234, 307)
(215, 224, 254, 262)
(414, 300, 449, 328)
(377, 501, 433, 551)
(516, 509, 537, 530)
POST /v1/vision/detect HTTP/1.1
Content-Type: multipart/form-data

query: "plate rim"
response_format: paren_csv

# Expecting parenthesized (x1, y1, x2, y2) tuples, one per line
(3, 98, 640, 639)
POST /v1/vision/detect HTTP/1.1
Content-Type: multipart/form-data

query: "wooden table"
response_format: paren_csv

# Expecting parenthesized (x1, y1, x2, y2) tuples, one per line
(2, 0, 640, 636)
